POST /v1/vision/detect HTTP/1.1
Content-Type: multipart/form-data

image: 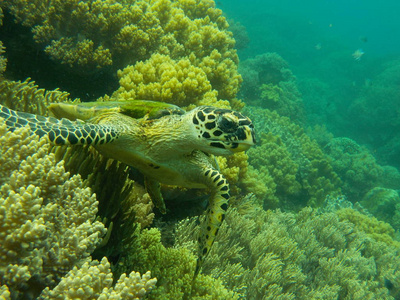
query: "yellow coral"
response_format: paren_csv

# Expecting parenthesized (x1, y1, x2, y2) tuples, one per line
(0, 285, 10, 300)
(336, 208, 400, 248)
(176, 205, 399, 298)
(39, 257, 157, 299)
(118, 226, 239, 299)
(0, 41, 6, 75)
(3, 0, 241, 102)
(113, 53, 217, 107)
(245, 106, 341, 208)
(0, 124, 106, 298)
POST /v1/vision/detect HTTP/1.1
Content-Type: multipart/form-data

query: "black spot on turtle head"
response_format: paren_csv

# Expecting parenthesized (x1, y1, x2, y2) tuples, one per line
(213, 130, 223, 137)
(236, 127, 247, 141)
(193, 115, 199, 125)
(202, 132, 211, 139)
(217, 114, 238, 133)
(210, 142, 226, 149)
(205, 121, 216, 130)
(207, 114, 216, 120)
(203, 107, 214, 114)
(197, 111, 206, 122)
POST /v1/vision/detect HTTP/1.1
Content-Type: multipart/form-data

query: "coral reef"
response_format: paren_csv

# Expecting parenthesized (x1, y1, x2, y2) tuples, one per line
(227, 20, 250, 50)
(361, 187, 400, 230)
(111, 53, 220, 108)
(0, 124, 107, 298)
(244, 106, 341, 208)
(39, 257, 157, 299)
(175, 196, 400, 299)
(336, 208, 400, 248)
(2, 0, 240, 103)
(239, 52, 305, 123)
(347, 59, 400, 170)
(0, 41, 6, 75)
(323, 137, 384, 201)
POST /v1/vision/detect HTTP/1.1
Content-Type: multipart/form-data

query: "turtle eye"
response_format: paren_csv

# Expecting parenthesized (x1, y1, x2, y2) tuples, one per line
(218, 115, 238, 133)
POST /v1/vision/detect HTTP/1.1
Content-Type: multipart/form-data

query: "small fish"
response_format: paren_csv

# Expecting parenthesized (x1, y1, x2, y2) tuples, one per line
(352, 49, 365, 61)
(315, 43, 322, 50)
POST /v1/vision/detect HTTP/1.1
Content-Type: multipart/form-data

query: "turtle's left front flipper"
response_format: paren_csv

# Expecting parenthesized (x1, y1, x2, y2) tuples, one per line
(0, 104, 118, 145)
(194, 167, 230, 278)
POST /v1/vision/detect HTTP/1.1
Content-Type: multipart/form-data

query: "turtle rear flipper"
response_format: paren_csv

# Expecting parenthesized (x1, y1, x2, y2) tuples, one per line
(0, 104, 118, 145)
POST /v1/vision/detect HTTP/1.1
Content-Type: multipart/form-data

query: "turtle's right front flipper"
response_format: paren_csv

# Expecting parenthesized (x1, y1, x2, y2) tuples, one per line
(0, 104, 119, 145)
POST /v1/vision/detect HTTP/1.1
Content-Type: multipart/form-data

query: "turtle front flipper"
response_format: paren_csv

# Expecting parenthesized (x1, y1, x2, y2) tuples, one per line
(0, 104, 118, 145)
(195, 167, 229, 278)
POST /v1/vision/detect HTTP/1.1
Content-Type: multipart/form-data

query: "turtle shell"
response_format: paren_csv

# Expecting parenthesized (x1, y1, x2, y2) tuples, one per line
(48, 100, 185, 121)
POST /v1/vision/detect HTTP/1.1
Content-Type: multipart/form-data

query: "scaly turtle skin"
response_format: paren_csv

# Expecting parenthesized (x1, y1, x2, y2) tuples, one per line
(0, 100, 256, 277)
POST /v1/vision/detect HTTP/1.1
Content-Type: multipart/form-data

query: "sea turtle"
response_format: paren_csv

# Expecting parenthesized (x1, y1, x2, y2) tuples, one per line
(0, 100, 256, 276)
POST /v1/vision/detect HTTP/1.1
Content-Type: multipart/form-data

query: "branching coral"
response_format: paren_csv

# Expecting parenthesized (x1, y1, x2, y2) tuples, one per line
(347, 59, 400, 170)
(324, 137, 384, 202)
(244, 106, 341, 208)
(112, 53, 218, 108)
(2, 0, 241, 103)
(336, 208, 400, 248)
(175, 200, 400, 299)
(107, 225, 239, 300)
(0, 41, 6, 75)
(0, 124, 107, 298)
(239, 52, 305, 123)
(39, 257, 157, 299)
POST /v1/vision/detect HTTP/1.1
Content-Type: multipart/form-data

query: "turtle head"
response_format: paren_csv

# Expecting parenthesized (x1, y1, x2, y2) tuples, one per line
(191, 106, 256, 155)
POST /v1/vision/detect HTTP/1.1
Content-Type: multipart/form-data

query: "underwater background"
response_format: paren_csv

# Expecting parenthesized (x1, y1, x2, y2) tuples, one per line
(0, 0, 400, 299)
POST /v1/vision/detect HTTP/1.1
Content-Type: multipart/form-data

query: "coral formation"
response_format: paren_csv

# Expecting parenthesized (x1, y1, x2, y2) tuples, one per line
(0, 124, 106, 298)
(227, 20, 250, 50)
(323, 137, 384, 201)
(2, 0, 241, 103)
(239, 52, 305, 123)
(347, 59, 400, 170)
(39, 257, 157, 299)
(111, 53, 219, 108)
(175, 198, 400, 299)
(244, 106, 341, 208)
(336, 208, 400, 248)
(361, 187, 400, 230)
(103, 224, 239, 300)
(0, 41, 6, 75)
